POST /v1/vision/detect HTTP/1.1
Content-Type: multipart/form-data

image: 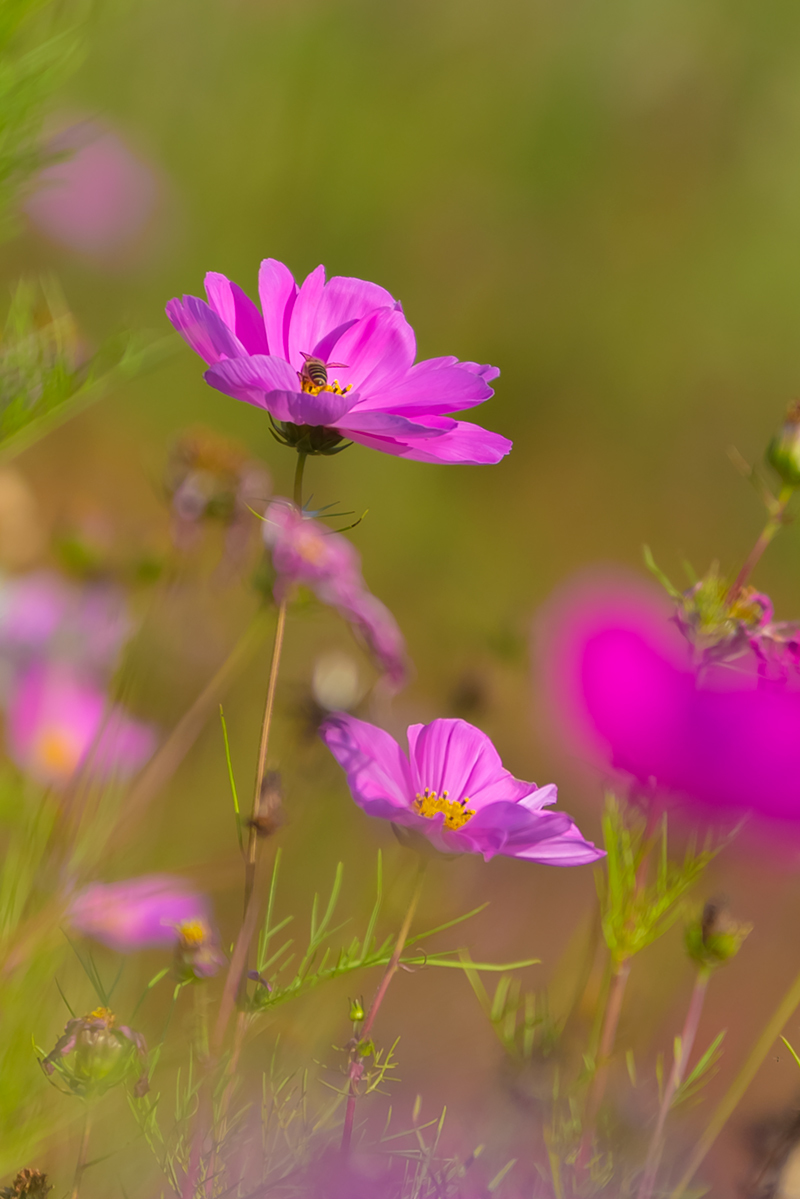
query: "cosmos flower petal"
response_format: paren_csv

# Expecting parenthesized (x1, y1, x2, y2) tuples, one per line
(355, 358, 495, 416)
(258, 258, 298, 359)
(509, 818, 608, 865)
(310, 274, 399, 360)
(166, 295, 246, 365)
(286, 264, 327, 367)
(204, 355, 302, 414)
(284, 387, 357, 427)
(331, 307, 416, 393)
(369, 416, 513, 464)
(319, 712, 413, 811)
(337, 409, 445, 440)
(204, 272, 268, 355)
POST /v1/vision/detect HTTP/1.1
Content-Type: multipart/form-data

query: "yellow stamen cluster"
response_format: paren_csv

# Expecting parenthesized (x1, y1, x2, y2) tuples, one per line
(176, 920, 209, 947)
(413, 787, 475, 831)
(87, 1007, 114, 1026)
(35, 728, 82, 776)
(300, 377, 352, 398)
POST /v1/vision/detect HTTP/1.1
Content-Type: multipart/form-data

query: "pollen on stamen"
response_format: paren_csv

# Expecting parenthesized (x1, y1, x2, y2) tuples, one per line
(412, 788, 476, 831)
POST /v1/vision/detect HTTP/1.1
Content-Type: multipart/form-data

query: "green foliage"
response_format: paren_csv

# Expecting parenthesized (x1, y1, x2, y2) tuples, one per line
(248, 851, 539, 1014)
(461, 958, 549, 1062)
(0, 0, 87, 240)
(0, 277, 176, 460)
(596, 796, 720, 966)
(671, 1032, 726, 1110)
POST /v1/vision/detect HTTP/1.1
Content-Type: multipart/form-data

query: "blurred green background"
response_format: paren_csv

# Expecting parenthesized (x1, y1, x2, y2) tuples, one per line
(9, 0, 800, 1192)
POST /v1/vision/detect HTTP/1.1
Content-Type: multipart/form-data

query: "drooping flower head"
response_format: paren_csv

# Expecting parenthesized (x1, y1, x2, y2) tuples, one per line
(6, 663, 155, 787)
(264, 500, 409, 688)
(320, 713, 602, 864)
(166, 260, 510, 465)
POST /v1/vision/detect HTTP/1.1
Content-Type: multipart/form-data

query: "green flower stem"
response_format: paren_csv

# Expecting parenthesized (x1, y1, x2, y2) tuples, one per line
(728, 483, 794, 602)
(637, 968, 709, 1199)
(582, 956, 630, 1139)
(341, 858, 428, 1156)
(670, 960, 800, 1198)
(294, 450, 307, 508)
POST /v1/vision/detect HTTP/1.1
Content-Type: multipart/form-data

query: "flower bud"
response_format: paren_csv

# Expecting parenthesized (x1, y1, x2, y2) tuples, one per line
(348, 997, 365, 1024)
(685, 899, 751, 969)
(767, 401, 800, 487)
(41, 1007, 148, 1098)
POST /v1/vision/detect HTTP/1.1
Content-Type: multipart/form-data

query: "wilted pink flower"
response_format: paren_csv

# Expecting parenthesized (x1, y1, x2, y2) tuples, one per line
(166, 260, 510, 465)
(264, 500, 410, 687)
(538, 575, 800, 821)
(25, 119, 159, 259)
(41, 1006, 148, 1097)
(320, 713, 603, 864)
(6, 663, 155, 786)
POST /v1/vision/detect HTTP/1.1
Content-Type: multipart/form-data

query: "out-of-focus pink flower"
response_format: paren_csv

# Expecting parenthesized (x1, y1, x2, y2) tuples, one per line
(166, 259, 510, 464)
(25, 119, 159, 259)
(69, 875, 210, 951)
(0, 570, 132, 674)
(263, 499, 410, 688)
(320, 712, 603, 864)
(538, 574, 800, 820)
(6, 663, 155, 787)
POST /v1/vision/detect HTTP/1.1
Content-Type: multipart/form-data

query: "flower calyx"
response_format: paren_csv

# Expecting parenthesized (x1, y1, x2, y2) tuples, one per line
(40, 1006, 148, 1098)
(767, 400, 800, 488)
(268, 417, 352, 457)
(0, 1170, 52, 1198)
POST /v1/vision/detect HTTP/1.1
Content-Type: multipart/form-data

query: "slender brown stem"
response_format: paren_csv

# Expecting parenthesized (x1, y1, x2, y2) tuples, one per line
(670, 959, 800, 1199)
(70, 1109, 92, 1199)
(243, 600, 287, 913)
(583, 957, 631, 1137)
(637, 969, 709, 1199)
(341, 858, 427, 1155)
(728, 484, 794, 602)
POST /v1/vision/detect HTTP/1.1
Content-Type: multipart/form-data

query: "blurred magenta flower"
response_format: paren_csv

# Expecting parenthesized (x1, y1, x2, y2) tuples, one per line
(7, 663, 155, 787)
(320, 713, 603, 863)
(264, 499, 409, 687)
(0, 570, 132, 674)
(69, 875, 211, 951)
(166, 260, 510, 464)
(538, 575, 800, 820)
(25, 119, 160, 260)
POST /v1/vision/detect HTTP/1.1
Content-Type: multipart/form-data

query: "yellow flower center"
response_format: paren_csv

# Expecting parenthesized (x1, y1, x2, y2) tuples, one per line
(34, 727, 83, 777)
(294, 526, 327, 565)
(299, 376, 352, 398)
(413, 787, 475, 831)
(176, 920, 209, 946)
(87, 1007, 114, 1026)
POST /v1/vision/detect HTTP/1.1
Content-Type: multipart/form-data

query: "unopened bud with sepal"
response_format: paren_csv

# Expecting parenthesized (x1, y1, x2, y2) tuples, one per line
(685, 899, 751, 969)
(768, 401, 800, 487)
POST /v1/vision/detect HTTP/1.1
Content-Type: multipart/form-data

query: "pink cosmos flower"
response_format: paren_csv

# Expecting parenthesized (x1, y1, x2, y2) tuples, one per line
(538, 575, 800, 821)
(264, 500, 409, 687)
(320, 713, 603, 864)
(69, 876, 224, 978)
(25, 119, 160, 260)
(6, 662, 155, 787)
(166, 260, 510, 464)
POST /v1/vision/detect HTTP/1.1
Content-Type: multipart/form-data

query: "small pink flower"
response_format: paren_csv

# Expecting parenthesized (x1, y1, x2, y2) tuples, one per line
(320, 712, 603, 864)
(7, 663, 155, 787)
